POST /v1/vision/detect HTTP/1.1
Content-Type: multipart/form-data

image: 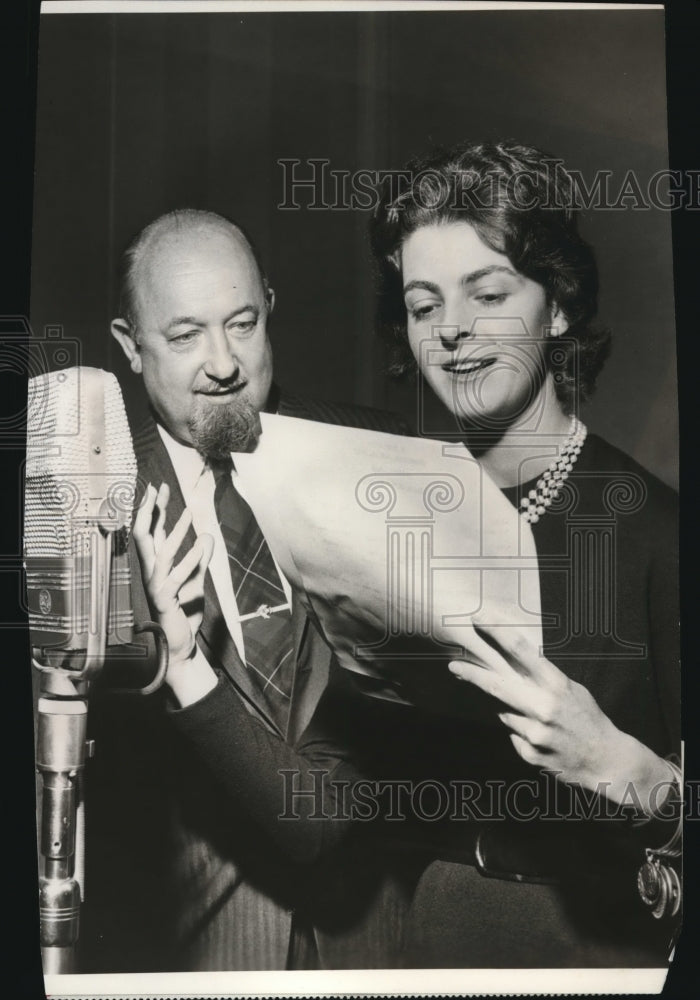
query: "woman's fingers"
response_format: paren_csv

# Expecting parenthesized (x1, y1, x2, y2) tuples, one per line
(498, 711, 554, 751)
(462, 624, 517, 675)
(472, 612, 562, 687)
(451, 612, 574, 728)
(448, 659, 534, 715)
(509, 732, 543, 767)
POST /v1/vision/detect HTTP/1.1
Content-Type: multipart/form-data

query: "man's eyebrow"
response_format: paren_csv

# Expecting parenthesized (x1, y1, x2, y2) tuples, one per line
(165, 305, 259, 331)
(166, 316, 202, 331)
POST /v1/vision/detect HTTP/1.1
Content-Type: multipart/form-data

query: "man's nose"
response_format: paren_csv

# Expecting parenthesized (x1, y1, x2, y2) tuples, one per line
(204, 329, 239, 380)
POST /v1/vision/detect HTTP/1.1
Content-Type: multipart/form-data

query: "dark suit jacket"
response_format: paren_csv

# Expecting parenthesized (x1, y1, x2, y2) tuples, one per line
(81, 389, 414, 972)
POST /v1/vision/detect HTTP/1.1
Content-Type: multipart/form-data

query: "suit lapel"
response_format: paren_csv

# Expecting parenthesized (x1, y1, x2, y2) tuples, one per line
(133, 416, 197, 558)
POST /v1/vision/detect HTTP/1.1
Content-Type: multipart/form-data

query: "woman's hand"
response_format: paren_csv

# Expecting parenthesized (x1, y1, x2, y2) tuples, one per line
(133, 483, 216, 701)
(449, 612, 671, 811)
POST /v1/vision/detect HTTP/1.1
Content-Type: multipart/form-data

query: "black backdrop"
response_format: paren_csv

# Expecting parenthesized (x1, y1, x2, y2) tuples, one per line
(9, 5, 700, 997)
(30, 8, 678, 485)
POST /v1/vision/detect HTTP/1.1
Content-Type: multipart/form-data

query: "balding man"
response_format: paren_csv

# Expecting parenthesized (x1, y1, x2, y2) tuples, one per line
(84, 209, 413, 972)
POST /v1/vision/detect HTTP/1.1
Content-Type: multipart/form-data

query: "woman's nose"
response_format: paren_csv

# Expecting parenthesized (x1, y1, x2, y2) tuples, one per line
(438, 320, 472, 350)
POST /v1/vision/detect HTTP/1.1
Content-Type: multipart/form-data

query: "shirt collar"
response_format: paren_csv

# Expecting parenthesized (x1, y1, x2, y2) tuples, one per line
(156, 423, 212, 494)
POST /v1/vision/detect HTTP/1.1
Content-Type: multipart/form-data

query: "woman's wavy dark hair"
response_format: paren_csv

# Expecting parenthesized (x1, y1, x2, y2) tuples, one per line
(369, 140, 611, 410)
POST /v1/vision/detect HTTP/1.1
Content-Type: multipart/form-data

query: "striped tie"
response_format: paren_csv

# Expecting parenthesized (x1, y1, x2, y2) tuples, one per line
(211, 458, 294, 732)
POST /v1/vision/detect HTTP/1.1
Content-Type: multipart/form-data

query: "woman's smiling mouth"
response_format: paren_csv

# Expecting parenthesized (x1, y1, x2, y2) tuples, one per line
(442, 356, 498, 376)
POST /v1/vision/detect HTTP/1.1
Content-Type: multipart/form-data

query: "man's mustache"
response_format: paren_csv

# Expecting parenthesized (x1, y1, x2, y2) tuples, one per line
(196, 378, 248, 396)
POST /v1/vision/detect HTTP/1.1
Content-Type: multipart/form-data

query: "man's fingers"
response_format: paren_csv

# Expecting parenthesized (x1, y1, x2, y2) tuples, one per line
(178, 533, 214, 601)
(135, 481, 171, 559)
(150, 507, 194, 590)
(132, 483, 157, 577)
(194, 532, 215, 575)
(167, 536, 209, 591)
(152, 482, 170, 550)
(174, 533, 214, 587)
(162, 506, 194, 560)
(133, 482, 156, 539)
(161, 532, 213, 600)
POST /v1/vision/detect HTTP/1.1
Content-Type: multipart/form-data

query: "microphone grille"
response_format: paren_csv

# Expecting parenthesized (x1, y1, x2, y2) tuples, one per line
(25, 367, 138, 557)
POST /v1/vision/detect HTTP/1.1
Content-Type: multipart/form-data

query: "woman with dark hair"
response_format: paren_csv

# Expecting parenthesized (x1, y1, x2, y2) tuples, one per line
(369, 141, 681, 967)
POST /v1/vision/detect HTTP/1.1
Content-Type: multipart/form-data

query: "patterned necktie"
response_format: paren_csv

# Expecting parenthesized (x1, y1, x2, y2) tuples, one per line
(211, 458, 294, 731)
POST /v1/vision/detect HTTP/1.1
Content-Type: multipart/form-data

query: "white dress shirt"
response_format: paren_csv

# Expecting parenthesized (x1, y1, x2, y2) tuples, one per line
(158, 425, 292, 663)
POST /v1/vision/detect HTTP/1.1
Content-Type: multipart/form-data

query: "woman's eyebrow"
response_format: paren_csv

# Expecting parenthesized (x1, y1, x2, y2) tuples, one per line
(462, 265, 518, 285)
(403, 266, 519, 297)
(403, 279, 440, 295)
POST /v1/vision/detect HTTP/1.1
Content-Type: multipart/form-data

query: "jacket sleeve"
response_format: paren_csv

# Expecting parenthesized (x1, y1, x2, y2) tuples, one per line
(166, 665, 368, 865)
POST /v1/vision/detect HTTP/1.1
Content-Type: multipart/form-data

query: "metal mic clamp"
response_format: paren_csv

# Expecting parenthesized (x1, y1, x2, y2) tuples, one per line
(35, 697, 89, 973)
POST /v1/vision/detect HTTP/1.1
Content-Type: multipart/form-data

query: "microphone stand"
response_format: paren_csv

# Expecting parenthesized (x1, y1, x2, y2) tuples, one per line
(34, 515, 111, 974)
(35, 677, 90, 974)
(33, 512, 167, 974)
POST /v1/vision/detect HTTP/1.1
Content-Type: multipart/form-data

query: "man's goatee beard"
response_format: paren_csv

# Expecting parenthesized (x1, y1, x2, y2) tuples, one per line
(187, 394, 262, 458)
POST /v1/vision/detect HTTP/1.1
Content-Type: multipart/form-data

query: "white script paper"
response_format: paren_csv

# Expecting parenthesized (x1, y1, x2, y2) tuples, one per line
(234, 413, 542, 717)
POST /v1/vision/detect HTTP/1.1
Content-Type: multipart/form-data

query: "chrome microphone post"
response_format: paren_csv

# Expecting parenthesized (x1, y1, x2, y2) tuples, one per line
(35, 685, 89, 974)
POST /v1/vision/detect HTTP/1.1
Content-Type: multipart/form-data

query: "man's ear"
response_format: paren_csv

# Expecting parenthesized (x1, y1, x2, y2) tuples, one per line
(548, 302, 569, 338)
(111, 318, 142, 374)
(265, 286, 276, 315)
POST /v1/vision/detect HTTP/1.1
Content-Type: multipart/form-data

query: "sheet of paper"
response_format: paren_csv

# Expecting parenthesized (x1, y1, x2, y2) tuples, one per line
(234, 413, 542, 717)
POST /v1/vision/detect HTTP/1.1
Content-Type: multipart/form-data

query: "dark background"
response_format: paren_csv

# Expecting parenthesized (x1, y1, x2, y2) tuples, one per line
(30, 8, 678, 485)
(8, 4, 698, 998)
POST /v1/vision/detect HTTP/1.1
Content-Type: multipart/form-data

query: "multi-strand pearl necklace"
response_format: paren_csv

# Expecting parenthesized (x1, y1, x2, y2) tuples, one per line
(520, 416, 588, 524)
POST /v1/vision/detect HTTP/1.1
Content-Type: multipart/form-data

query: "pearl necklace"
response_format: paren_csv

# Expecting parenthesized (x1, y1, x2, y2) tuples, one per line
(520, 416, 587, 524)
